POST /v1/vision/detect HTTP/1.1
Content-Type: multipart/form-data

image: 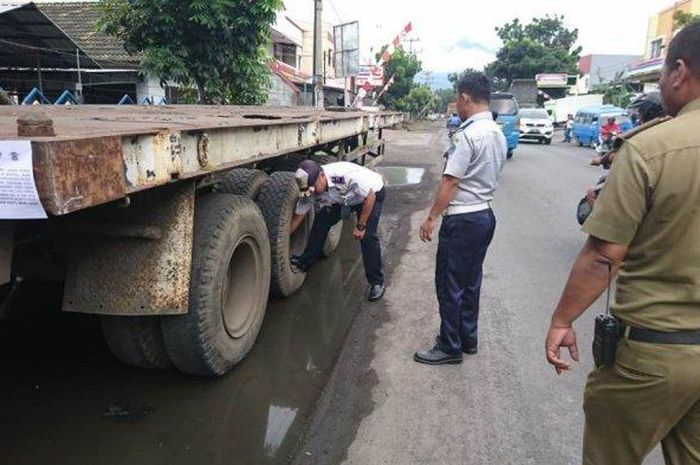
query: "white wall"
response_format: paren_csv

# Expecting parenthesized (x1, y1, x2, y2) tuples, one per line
(136, 75, 166, 104)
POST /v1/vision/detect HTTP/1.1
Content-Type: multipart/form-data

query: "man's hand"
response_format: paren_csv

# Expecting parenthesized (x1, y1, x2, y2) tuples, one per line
(352, 227, 366, 240)
(545, 324, 579, 375)
(420, 217, 436, 242)
(290, 212, 306, 235)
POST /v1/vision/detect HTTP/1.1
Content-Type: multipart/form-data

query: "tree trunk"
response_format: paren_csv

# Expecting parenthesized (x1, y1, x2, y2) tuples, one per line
(195, 79, 207, 104)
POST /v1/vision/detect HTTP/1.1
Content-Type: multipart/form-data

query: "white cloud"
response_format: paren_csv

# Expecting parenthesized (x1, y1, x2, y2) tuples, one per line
(285, 0, 676, 73)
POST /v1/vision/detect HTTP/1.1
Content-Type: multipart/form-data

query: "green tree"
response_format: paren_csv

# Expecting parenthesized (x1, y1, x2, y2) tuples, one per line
(592, 72, 636, 108)
(377, 47, 422, 109)
(485, 15, 581, 87)
(395, 85, 436, 116)
(99, 0, 283, 104)
(435, 88, 456, 113)
(673, 10, 700, 29)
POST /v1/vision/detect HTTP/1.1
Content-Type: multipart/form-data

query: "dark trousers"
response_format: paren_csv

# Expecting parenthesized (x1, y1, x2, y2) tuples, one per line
(436, 210, 496, 355)
(299, 188, 385, 286)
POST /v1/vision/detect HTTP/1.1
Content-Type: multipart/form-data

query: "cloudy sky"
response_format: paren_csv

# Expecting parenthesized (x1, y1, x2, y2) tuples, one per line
(285, 0, 675, 73)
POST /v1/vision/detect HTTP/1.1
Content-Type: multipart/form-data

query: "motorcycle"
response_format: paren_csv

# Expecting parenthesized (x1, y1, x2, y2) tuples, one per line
(577, 138, 616, 225)
(594, 131, 618, 154)
(577, 173, 608, 225)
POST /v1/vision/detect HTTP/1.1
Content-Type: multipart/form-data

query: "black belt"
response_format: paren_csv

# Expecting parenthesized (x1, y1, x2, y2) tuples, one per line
(621, 322, 700, 345)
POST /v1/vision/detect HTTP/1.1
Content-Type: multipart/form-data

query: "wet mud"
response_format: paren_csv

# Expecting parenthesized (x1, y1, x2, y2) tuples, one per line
(0, 222, 366, 465)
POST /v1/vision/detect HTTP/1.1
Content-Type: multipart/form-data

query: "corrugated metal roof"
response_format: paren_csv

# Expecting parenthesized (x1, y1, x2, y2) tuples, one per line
(0, 1, 139, 69)
(36, 2, 139, 67)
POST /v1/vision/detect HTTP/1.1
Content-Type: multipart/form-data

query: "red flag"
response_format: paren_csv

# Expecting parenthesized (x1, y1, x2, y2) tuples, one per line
(392, 36, 401, 47)
(404, 22, 413, 34)
(380, 51, 392, 63)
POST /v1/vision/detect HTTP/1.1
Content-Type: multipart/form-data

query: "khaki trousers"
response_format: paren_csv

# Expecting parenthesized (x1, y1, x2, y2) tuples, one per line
(583, 338, 700, 465)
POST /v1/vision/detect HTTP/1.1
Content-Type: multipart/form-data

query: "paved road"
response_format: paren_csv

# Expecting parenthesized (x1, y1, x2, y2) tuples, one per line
(296, 123, 664, 465)
(0, 123, 666, 465)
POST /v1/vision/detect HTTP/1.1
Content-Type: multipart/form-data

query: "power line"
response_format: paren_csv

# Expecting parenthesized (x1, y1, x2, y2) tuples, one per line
(328, 0, 342, 24)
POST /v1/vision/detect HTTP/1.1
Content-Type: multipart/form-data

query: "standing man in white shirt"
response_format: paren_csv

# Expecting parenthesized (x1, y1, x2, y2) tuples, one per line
(415, 72, 507, 365)
(291, 160, 387, 302)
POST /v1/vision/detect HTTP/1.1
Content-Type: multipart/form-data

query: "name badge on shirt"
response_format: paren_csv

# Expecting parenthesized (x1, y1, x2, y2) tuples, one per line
(331, 175, 346, 185)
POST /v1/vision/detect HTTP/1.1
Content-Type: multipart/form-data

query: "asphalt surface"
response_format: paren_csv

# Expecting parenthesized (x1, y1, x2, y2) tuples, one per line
(295, 123, 665, 465)
(0, 126, 434, 465)
(0, 123, 666, 465)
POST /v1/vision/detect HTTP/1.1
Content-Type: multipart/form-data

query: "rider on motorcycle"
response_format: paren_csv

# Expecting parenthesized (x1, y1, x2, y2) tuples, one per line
(447, 112, 461, 128)
(579, 94, 669, 225)
(600, 117, 621, 145)
(447, 112, 461, 139)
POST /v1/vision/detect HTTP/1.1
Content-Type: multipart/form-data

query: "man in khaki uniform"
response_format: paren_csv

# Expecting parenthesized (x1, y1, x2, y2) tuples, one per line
(545, 22, 700, 465)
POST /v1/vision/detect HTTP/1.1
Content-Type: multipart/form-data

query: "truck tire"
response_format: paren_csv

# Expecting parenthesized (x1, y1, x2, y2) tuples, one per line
(161, 194, 271, 377)
(100, 316, 172, 369)
(323, 221, 343, 257)
(214, 169, 268, 200)
(310, 154, 336, 165)
(270, 153, 307, 172)
(256, 172, 313, 297)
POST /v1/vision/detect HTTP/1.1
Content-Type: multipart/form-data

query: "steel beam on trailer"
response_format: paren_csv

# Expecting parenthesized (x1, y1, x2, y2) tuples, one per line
(1, 107, 403, 216)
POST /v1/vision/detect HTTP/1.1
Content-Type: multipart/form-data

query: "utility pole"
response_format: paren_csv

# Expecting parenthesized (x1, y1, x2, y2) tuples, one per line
(35, 53, 43, 94)
(75, 48, 84, 104)
(406, 37, 421, 54)
(312, 0, 324, 108)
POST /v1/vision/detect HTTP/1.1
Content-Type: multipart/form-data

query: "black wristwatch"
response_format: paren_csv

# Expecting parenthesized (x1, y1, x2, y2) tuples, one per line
(356, 223, 366, 231)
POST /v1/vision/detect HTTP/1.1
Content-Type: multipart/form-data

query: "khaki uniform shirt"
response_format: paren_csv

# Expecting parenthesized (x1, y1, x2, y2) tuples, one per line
(583, 98, 700, 331)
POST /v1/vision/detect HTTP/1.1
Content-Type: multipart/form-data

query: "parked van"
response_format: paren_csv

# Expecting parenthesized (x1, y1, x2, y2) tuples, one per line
(572, 105, 633, 148)
(490, 92, 519, 159)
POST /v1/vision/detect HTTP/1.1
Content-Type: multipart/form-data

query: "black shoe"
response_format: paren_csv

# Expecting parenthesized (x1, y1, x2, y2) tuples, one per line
(414, 345, 462, 365)
(434, 335, 478, 355)
(290, 256, 307, 274)
(368, 284, 385, 302)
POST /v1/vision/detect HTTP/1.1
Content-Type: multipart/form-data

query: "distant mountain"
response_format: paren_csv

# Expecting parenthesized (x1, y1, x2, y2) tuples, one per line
(414, 72, 453, 90)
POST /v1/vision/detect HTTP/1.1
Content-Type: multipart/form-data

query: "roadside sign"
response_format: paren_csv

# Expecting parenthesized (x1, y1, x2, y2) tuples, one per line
(535, 73, 569, 88)
(356, 65, 384, 88)
(334, 21, 360, 78)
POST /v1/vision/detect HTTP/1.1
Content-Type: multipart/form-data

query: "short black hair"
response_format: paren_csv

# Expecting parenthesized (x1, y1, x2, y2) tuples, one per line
(457, 72, 490, 103)
(665, 20, 700, 78)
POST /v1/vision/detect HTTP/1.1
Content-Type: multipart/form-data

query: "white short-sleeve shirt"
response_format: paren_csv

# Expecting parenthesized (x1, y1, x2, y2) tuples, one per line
(295, 162, 384, 215)
(444, 111, 507, 207)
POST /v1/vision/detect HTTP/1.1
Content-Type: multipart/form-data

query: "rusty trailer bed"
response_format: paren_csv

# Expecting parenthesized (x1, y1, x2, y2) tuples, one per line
(0, 105, 402, 216)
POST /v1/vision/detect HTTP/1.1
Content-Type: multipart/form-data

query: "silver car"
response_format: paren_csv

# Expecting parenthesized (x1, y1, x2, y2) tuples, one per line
(518, 108, 554, 145)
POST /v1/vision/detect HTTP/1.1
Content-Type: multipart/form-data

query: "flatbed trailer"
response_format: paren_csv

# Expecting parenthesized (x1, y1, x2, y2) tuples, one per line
(0, 105, 403, 376)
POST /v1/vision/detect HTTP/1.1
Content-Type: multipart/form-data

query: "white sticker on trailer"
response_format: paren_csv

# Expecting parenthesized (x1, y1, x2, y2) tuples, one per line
(0, 141, 47, 219)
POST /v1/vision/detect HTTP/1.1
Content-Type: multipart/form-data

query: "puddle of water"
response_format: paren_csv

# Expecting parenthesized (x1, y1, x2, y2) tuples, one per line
(375, 166, 425, 187)
(0, 222, 365, 465)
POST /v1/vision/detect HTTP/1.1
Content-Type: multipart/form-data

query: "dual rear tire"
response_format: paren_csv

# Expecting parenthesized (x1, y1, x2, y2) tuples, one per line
(101, 166, 339, 376)
(101, 193, 272, 377)
(161, 194, 271, 376)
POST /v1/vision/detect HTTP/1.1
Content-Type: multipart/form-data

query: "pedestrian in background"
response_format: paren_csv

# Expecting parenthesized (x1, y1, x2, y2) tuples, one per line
(545, 22, 700, 465)
(563, 114, 574, 143)
(414, 72, 507, 365)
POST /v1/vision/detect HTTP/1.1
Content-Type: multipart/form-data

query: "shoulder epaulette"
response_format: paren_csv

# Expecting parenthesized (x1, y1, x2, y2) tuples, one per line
(613, 116, 673, 150)
(591, 116, 673, 167)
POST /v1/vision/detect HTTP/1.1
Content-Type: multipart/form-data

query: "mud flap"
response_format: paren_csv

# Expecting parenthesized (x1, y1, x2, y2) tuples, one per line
(62, 182, 195, 316)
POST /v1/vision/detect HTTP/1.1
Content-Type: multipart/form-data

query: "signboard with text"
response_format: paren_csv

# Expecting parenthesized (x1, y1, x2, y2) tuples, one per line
(535, 73, 569, 88)
(356, 65, 385, 88)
